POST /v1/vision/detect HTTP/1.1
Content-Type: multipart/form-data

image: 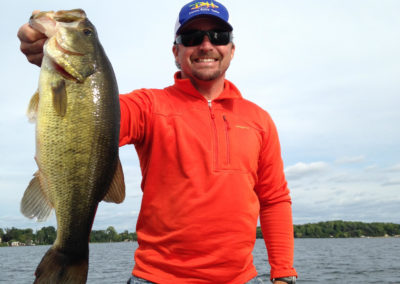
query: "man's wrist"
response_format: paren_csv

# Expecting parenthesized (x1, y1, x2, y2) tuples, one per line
(271, 276, 296, 283)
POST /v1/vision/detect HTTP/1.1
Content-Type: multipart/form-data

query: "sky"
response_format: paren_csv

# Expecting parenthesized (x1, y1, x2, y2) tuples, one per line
(1, 0, 399, 232)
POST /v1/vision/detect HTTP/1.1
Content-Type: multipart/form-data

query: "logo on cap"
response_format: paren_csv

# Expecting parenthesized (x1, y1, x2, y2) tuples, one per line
(190, 2, 220, 10)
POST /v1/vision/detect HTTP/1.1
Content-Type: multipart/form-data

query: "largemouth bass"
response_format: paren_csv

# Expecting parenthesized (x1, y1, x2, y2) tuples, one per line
(20, 9, 125, 283)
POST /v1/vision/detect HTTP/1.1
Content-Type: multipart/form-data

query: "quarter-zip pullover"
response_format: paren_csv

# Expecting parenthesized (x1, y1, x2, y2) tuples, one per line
(119, 73, 297, 283)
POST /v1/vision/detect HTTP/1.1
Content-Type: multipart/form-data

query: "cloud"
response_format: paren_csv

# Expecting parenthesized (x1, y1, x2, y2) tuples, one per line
(381, 180, 400, 187)
(288, 159, 400, 224)
(335, 155, 365, 164)
(386, 164, 400, 172)
(285, 162, 329, 180)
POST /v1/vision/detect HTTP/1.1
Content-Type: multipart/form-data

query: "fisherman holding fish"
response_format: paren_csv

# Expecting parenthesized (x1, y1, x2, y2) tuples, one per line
(18, 1, 297, 283)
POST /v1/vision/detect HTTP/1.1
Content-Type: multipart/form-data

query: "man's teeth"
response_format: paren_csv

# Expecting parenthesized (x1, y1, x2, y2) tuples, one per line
(196, 58, 216, 62)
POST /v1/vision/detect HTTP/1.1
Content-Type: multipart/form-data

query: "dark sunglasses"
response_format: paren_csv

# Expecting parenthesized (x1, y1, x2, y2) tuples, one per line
(175, 30, 233, 47)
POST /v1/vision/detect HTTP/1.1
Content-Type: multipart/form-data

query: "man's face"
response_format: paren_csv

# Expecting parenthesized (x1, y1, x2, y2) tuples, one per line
(173, 18, 235, 83)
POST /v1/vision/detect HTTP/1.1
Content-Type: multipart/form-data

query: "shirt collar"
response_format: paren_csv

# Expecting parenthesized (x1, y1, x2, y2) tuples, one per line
(171, 72, 242, 102)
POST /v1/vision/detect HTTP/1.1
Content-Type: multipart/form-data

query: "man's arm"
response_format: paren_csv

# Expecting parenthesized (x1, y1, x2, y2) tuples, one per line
(17, 11, 46, 66)
(260, 201, 296, 282)
(254, 114, 297, 281)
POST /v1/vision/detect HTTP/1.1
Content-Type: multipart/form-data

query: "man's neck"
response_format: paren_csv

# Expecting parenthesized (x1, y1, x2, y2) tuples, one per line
(189, 76, 225, 101)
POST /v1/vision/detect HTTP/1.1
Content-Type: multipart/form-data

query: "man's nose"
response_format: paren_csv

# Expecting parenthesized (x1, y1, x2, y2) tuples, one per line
(199, 34, 213, 49)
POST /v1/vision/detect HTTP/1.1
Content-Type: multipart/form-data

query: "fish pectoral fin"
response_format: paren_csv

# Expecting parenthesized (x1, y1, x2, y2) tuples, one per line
(21, 171, 53, 222)
(103, 158, 126, 204)
(51, 80, 67, 117)
(27, 90, 40, 122)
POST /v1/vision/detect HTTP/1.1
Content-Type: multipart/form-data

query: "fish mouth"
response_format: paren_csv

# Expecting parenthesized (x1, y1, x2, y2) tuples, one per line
(51, 60, 78, 81)
(49, 40, 85, 81)
(47, 55, 85, 82)
(55, 39, 85, 57)
(44, 37, 87, 82)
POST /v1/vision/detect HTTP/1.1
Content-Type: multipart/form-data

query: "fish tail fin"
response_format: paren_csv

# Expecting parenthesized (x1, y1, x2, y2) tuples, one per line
(34, 246, 88, 284)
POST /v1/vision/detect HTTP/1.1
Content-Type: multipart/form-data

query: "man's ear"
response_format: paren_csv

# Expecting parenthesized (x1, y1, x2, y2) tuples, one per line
(172, 44, 182, 69)
(172, 44, 179, 59)
(230, 43, 235, 60)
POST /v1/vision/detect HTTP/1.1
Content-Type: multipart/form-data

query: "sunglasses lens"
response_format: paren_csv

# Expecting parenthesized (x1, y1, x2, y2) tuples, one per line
(181, 31, 204, 46)
(209, 31, 231, 45)
(176, 30, 231, 47)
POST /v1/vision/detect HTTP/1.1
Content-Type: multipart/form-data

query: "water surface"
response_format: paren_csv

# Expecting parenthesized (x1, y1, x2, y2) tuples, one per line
(1, 238, 399, 283)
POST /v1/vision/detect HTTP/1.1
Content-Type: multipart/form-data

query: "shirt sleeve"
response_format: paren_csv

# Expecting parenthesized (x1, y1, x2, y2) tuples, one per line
(119, 89, 153, 147)
(254, 115, 297, 279)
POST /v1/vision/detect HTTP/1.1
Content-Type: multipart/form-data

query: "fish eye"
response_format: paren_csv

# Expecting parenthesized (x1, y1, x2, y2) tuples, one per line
(83, 29, 93, 36)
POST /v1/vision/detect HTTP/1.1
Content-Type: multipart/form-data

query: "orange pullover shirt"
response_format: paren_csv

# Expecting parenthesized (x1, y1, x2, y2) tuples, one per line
(119, 73, 297, 283)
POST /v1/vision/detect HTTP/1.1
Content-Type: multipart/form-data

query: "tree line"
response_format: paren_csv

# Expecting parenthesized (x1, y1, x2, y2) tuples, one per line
(2, 221, 400, 246)
(256, 221, 400, 238)
(0, 226, 137, 246)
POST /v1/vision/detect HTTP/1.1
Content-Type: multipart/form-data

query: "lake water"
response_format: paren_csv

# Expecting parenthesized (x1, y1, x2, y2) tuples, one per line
(1, 238, 399, 283)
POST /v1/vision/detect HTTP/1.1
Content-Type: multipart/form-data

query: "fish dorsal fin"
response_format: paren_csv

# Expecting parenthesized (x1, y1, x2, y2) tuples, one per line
(21, 171, 53, 222)
(51, 80, 67, 117)
(27, 90, 40, 122)
(103, 158, 126, 204)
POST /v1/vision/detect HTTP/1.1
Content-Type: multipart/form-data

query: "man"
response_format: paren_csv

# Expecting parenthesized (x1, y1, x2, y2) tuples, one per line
(18, 1, 297, 283)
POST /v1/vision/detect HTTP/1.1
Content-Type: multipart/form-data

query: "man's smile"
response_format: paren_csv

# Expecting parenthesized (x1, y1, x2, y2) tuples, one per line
(195, 58, 218, 63)
(192, 54, 220, 65)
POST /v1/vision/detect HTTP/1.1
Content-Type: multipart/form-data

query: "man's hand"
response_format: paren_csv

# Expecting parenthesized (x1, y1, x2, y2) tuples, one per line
(17, 11, 47, 66)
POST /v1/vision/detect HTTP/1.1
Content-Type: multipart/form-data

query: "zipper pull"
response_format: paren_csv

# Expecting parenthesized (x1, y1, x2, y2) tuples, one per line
(223, 115, 230, 130)
(208, 100, 212, 108)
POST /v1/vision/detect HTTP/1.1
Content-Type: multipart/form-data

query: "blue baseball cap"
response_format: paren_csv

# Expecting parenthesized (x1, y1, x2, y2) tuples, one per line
(174, 1, 233, 35)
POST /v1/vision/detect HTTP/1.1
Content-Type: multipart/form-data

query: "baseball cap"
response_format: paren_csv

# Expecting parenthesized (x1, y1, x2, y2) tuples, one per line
(174, 1, 233, 35)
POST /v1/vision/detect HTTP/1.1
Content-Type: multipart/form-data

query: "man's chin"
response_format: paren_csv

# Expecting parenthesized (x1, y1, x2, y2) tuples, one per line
(192, 70, 222, 81)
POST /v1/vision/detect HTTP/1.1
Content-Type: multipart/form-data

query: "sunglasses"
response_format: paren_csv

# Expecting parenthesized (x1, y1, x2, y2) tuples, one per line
(175, 30, 233, 47)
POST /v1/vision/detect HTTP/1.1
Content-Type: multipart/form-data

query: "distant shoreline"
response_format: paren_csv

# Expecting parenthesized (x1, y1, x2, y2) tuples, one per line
(257, 220, 400, 239)
(2, 221, 400, 246)
(2, 235, 400, 249)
